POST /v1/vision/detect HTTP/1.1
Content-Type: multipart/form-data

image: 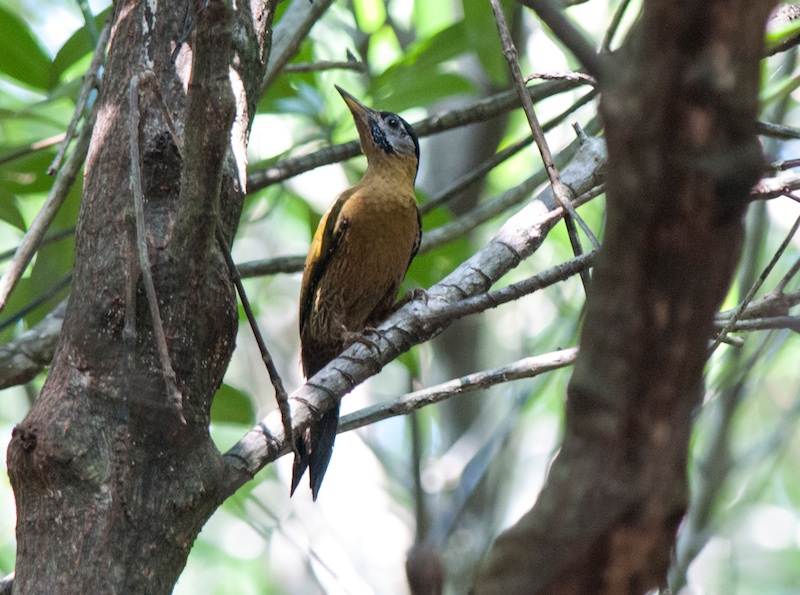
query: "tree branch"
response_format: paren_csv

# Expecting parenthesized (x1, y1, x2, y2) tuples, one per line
(129, 76, 185, 424)
(517, 0, 607, 80)
(493, 0, 596, 296)
(48, 17, 111, 175)
(259, 0, 335, 96)
(339, 348, 579, 433)
(0, 301, 66, 390)
(247, 79, 586, 190)
(0, 106, 96, 312)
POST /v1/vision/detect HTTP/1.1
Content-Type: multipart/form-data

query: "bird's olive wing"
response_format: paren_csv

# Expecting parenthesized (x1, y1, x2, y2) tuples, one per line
(298, 188, 355, 334)
(407, 205, 422, 272)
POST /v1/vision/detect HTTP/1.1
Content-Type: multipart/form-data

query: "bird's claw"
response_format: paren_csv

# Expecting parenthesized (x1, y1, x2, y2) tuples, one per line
(394, 287, 429, 311)
(342, 327, 383, 353)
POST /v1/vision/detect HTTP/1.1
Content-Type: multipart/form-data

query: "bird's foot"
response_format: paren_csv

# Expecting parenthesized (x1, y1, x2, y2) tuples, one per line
(342, 327, 383, 354)
(393, 287, 429, 312)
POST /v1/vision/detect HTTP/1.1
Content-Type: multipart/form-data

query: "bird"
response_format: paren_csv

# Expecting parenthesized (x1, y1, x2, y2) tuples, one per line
(291, 86, 422, 500)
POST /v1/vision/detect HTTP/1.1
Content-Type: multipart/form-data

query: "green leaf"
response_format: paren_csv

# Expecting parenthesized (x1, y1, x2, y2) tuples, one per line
(412, 0, 455, 38)
(373, 72, 476, 113)
(6, 181, 80, 329)
(463, 0, 511, 86)
(211, 384, 256, 425)
(51, 8, 111, 83)
(761, 71, 800, 109)
(0, 151, 60, 195)
(0, 5, 53, 91)
(275, 83, 325, 120)
(370, 22, 476, 111)
(0, 190, 26, 231)
(353, 0, 386, 34)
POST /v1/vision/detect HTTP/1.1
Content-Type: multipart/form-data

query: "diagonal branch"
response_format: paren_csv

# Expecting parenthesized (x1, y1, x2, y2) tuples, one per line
(339, 348, 579, 433)
(518, 0, 607, 80)
(492, 0, 596, 295)
(129, 76, 185, 424)
(0, 106, 97, 312)
(259, 0, 335, 96)
(215, 225, 294, 450)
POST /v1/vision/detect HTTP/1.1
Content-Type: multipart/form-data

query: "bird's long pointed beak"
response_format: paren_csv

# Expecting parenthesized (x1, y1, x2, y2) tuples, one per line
(335, 85, 376, 129)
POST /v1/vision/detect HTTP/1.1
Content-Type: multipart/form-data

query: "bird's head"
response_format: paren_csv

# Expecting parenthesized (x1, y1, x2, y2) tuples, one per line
(336, 85, 419, 177)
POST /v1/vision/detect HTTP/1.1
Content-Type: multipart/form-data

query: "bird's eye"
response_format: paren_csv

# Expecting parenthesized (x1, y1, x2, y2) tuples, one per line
(386, 116, 400, 129)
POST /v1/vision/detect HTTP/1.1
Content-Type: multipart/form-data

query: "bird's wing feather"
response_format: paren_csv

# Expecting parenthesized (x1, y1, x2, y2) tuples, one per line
(407, 205, 422, 271)
(298, 187, 356, 336)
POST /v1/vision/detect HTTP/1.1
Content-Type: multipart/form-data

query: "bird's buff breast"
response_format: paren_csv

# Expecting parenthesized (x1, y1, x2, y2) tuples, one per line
(311, 196, 418, 336)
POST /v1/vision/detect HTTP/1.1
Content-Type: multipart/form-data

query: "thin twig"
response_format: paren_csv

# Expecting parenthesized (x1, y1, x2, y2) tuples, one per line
(712, 315, 800, 333)
(769, 157, 800, 172)
(0, 134, 66, 167)
(775, 254, 800, 293)
(237, 255, 306, 278)
(421, 89, 597, 216)
(518, 0, 606, 80)
(339, 348, 579, 432)
(0, 227, 76, 263)
(717, 289, 800, 321)
(283, 60, 367, 73)
(524, 71, 596, 85)
(710, 213, 800, 354)
(215, 225, 295, 453)
(756, 120, 800, 140)
(421, 134, 534, 216)
(0, 273, 72, 333)
(430, 251, 596, 324)
(259, 0, 336, 96)
(491, 0, 596, 294)
(670, 337, 772, 590)
(749, 172, 800, 200)
(420, 134, 604, 253)
(48, 17, 111, 175)
(601, 0, 634, 51)
(240, 497, 353, 594)
(0, 108, 97, 312)
(129, 76, 186, 425)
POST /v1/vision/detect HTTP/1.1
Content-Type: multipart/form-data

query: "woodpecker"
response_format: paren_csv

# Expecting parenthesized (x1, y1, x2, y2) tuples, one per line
(292, 86, 421, 500)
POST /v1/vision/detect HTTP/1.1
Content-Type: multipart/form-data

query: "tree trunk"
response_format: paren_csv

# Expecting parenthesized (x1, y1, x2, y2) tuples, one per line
(474, 1, 774, 593)
(6, 0, 272, 592)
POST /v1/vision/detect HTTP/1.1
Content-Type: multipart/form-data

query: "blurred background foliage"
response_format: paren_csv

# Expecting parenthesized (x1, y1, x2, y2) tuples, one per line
(1, 0, 800, 593)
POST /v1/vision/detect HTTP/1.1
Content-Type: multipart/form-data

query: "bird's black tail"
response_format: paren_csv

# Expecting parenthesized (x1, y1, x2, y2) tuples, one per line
(290, 404, 340, 501)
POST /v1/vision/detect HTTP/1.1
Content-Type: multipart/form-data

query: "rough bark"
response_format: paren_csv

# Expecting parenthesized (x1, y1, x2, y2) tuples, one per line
(473, 1, 774, 593)
(6, 0, 274, 592)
